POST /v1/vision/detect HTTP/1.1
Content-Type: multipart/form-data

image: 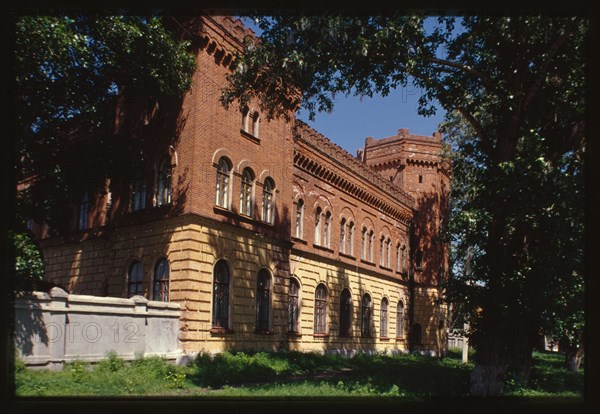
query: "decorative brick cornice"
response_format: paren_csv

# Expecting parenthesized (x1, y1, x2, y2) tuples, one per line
(294, 121, 414, 225)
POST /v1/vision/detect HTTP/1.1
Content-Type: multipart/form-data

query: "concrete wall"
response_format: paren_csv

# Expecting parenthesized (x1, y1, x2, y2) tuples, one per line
(14, 287, 180, 370)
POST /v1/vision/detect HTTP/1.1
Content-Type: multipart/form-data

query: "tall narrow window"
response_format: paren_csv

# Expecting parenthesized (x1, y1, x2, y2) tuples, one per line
(153, 258, 170, 302)
(241, 107, 250, 132)
(295, 199, 304, 239)
(347, 221, 354, 256)
(386, 238, 392, 268)
(340, 218, 347, 254)
(78, 192, 90, 230)
(216, 157, 231, 209)
(368, 230, 374, 262)
(396, 244, 401, 272)
(380, 236, 385, 266)
(261, 178, 274, 223)
(361, 293, 372, 337)
(380, 298, 389, 338)
(130, 165, 146, 211)
(212, 260, 230, 329)
(401, 246, 407, 273)
(288, 278, 301, 334)
(315, 207, 322, 245)
(396, 301, 405, 338)
(252, 111, 260, 137)
(156, 156, 172, 206)
(339, 288, 352, 337)
(323, 211, 332, 248)
(314, 284, 328, 335)
(127, 261, 144, 297)
(361, 227, 367, 260)
(240, 167, 254, 216)
(256, 269, 271, 333)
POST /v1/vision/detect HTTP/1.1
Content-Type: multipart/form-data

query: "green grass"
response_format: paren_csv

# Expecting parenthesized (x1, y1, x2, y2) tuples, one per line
(14, 349, 583, 398)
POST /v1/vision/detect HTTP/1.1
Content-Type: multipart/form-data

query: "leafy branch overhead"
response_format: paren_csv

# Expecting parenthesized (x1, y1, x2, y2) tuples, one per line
(224, 14, 587, 394)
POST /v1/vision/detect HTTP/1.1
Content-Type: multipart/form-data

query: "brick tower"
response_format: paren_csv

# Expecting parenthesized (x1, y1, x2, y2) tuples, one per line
(361, 128, 450, 355)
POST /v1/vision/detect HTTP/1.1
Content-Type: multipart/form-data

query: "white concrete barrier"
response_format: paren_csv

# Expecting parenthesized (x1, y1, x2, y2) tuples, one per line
(14, 288, 181, 370)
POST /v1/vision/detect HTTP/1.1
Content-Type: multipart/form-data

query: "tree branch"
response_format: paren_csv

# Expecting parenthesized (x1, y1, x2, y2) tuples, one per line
(427, 57, 495, 91)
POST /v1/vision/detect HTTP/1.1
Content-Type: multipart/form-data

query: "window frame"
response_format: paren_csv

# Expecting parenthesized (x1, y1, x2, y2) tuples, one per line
(396, 301, 405, 339)
(288, 277, 301, 335)
(216, 157, 232, 209)
(212, 260, 231, 330)
(78, 192, 90, 231)
(130, 165, 147, 212)
(256, 269, 272, 333)
(380, 297, 389, 338)
(314, 283, 328, 335)
(127, 260, 144, 298)
(339, 288, 353, 338)
(361, 293, 372, 338)
(156, 156, 172, 207)
(152, 258, 170, 302)
(240, 167, 255, 217)
(294, 199, 304, 239)
(261, 177, 275, 224)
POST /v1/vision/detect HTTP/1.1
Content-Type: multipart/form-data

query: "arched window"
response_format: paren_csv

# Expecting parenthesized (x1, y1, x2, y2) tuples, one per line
(127, 261, 144, 297)
(361, 293, 372, 338)
(240, 167, 254, 216)
(288, 278, 301, 334)
(380, 298, 389, 338)
(396, 244, 401, 272)
(295, 199, 304, 239)
(323, 211, 332, 248)
(339, 288, 352, 337)
(156, 156, 172, 206)
(397, 301, 405, 338)
(314, 284, 328, 334)
(412, 323, 422, 346)
(78, 192, 90, 231)
(361, 227, 367, 260)
(401, 245, 407, 273)
(386, 238, 392, 268)
(153, 258, 170, 302)
(212, 260, 230, 329)
(415, 250, 423, 270)
(340, 218, 347, 254)
(380, 236, 385, 266)
(315, 207, 322, 245)
(252, 111, 260, 137)
(130, 165, 146, 212)
(347, 221, 354, 256)
(216, 157, 232, 209)
(368, 230, 374, 262)
(256, 269, 271, 333)
(241, 107, 250, 132)
(261, 178, 275, 224)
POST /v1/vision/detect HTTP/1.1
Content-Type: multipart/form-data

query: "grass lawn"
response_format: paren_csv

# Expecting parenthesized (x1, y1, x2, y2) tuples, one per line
(13, 349, 583, 399)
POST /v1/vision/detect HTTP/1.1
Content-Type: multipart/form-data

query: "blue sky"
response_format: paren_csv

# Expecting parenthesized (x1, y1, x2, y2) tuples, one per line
(241, 16, 447, 156)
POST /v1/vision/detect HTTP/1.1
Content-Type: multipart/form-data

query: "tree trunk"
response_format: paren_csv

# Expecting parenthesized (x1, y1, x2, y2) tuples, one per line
(565, 344, 584, 372)
(469, 364, 507, 396)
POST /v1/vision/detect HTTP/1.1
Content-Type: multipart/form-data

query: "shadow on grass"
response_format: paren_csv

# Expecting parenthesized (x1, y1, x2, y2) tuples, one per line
(189, 350, 471, 397)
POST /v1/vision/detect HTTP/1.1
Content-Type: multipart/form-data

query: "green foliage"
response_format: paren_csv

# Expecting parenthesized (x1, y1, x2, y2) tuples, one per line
(10, 231, 45, 292)
(15, 14, 196, 233)
(15, 351, 582, 398)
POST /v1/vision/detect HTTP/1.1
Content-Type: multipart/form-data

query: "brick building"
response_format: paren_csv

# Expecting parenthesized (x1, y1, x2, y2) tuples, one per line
(30, 16, 449, 356)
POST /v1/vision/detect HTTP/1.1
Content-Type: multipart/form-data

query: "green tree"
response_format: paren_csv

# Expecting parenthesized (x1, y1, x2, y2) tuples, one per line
(9, 231, 46, 293)
(14, 14, 196, 234)
(222, 15, 587, 395)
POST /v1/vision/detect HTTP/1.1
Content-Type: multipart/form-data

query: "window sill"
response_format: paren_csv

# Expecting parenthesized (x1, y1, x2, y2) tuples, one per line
(312, 333, 330, 338)
(210, 327, 235, 335)
(395, 337, 405, 342)
(360, 259, 376, 267)
(292, 237, 307, 245)
(380, 265, 393, 272)
(313, 244, 334, 253)
(240, 129, 261, 144)
(339, 252, 356, 260)
(379, 336, 391, 341)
